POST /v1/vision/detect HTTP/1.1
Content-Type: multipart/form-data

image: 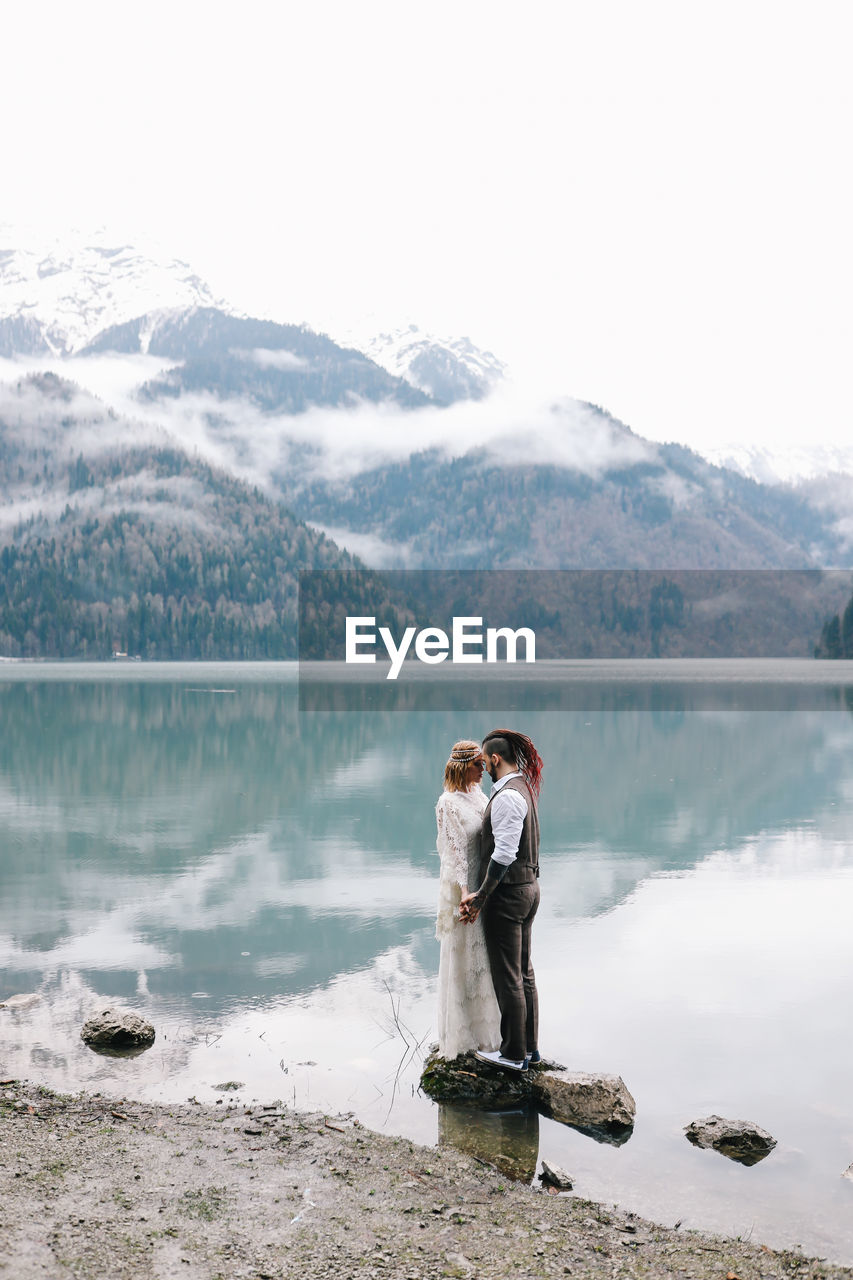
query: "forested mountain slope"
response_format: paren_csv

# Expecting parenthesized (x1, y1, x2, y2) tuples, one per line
(282, 408, 839, 569)
(0, 374, 355, 658)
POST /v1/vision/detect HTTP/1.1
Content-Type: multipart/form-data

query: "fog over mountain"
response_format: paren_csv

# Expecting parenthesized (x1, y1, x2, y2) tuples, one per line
(2, 234, 853, 658)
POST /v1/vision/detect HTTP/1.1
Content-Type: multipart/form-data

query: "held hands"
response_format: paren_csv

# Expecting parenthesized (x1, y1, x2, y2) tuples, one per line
(459, 890, 481, 924)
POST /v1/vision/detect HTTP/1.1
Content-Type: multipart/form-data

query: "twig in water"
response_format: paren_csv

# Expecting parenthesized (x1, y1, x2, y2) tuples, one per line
(382, 981, 412, 1048)
(413, 1027, 431, 1055)
(383, 1035, 418, 1123)
(377, 984, 434, 1121)
(370, 1012, 397, 1050)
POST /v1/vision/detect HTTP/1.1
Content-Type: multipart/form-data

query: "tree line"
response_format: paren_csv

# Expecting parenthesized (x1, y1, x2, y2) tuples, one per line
(0, 446, 354, 660)
(816, 594, 853, 658)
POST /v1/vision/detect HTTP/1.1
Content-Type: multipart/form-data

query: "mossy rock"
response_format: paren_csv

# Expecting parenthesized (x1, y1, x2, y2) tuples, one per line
(420, 1050, 636, 1146)
(420, 1049, 559, 1108)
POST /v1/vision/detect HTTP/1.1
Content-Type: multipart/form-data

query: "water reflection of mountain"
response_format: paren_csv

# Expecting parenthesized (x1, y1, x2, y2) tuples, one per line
(2, 673, 853, 1005)
(0, 679, 375, 846)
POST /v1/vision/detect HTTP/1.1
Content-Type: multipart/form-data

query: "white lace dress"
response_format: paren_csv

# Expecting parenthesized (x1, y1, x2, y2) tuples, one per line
(435, 785, 501, 1060)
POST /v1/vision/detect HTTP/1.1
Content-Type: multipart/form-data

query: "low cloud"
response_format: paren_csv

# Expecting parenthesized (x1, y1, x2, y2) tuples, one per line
(691, 588, 750, 619)
(235, 347, 310, 371)
(0, 354, 664, 511)
(480, 398, 654, 477)
(245, 384, 658, 489)
(0, 467, 222, 538)
(0, 352, 175, 414)
(0, 359, 174, 464)
(649, 470, 703, 510)
(827, 516, 853, 556)
(307, 523, 416, 567)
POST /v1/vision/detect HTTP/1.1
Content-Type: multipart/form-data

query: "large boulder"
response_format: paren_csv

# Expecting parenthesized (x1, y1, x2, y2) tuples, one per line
(420, 1051, 635, 1144)
(685, 1115, 776, 1166)
(81, 1008, 156, 1054)
(533, 1069, 635, 1143)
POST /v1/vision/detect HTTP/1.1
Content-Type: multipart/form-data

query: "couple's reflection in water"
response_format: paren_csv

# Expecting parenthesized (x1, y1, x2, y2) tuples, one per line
(438, 1101, 634, 1183)
(438, 1102, 542, 1182)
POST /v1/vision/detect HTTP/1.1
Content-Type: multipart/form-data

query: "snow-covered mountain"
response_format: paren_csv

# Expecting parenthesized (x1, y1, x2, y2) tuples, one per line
(0, 231, 224, 357)
(705, 441, 853, 486)
(0, 234, 502, 408)
(362, 324, 505, 404)
(1, 233, 852, 574)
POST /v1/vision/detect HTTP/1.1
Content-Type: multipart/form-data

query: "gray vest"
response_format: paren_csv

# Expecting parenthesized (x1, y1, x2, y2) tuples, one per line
(479, 775, 540, 886)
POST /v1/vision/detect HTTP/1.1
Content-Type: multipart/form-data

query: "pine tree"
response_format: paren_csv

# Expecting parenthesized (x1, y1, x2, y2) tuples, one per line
(820, 614, 842, 659)
(842, 596, 853, 659)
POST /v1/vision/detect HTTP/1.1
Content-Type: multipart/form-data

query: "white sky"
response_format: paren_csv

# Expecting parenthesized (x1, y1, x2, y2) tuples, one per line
(2, 0, 852, 454)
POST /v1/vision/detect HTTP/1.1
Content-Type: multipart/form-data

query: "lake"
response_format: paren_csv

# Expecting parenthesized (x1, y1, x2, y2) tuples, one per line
(2, 660, 853, 1261)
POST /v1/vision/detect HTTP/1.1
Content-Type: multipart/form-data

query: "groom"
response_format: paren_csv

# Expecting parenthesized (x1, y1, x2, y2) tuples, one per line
(460, 729, 542, 1072)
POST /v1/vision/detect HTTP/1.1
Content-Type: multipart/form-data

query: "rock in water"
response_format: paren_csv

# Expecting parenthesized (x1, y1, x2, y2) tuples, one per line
(685, 1115, 776, 1166)
(0, 993, 42, 1010)
(81, 1008, 156, 1053)
(420, 1051, 635, 1144)
(420, 1051, 539, 1106)
(539, 1159, 573, 1190)
(534, 1070, 636, 1142)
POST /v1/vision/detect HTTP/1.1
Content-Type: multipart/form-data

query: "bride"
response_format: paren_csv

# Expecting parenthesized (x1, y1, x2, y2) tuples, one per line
(434, 740, 501, 1060)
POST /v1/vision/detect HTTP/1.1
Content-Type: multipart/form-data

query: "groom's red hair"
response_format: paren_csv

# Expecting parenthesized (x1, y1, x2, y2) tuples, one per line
(482, 728, 543, 798)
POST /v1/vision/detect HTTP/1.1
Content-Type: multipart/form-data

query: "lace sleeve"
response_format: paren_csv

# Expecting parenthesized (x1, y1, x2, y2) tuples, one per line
(435, 793, 470, 889)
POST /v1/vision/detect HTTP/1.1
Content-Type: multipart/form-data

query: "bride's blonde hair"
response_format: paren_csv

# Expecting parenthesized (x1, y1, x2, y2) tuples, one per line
(444, 739, 482, 792)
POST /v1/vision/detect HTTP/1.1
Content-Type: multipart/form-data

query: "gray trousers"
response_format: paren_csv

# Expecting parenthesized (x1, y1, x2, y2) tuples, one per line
(482, 880, 540, 1062)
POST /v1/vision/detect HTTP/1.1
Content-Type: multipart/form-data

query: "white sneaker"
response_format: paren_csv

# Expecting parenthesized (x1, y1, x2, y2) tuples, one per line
(475, 1049, 528, 1072)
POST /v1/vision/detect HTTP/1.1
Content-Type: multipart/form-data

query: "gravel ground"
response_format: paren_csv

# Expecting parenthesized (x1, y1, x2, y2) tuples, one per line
(1, 1078, 851, 1280)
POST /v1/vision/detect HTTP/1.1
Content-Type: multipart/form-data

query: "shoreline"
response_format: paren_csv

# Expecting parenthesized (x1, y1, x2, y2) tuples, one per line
(1, 1079, 850, 1280)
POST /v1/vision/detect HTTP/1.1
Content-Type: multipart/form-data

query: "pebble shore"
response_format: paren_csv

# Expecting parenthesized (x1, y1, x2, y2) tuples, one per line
(1, 1079, 850, 1280)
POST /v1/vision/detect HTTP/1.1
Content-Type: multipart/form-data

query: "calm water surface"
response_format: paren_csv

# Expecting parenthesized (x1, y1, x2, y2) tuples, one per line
(2, 661, 853, 1261)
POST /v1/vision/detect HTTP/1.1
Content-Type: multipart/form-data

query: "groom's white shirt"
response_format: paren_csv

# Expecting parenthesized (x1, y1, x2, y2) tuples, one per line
(489, 771, 528, 867)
